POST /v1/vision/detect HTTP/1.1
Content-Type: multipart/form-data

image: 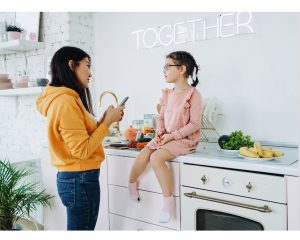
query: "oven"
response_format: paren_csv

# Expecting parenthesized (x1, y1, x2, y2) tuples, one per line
(180, 164, 287, 230)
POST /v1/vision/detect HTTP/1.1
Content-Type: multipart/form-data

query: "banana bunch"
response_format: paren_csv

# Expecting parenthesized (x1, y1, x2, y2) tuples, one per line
(239, 141, 284, 158)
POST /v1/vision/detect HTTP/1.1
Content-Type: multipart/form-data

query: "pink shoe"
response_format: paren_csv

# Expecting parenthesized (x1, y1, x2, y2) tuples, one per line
(128, 182, 141, 202)
(159, 196, 175, 223)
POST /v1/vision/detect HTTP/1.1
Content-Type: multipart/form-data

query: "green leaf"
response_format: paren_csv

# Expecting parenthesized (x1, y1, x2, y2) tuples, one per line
(223, 130, 254, 150)
(0, 160, 54, 230)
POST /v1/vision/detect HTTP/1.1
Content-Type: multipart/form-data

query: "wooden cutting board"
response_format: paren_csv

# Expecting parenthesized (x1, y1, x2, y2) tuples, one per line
(105, 146, 129, 150)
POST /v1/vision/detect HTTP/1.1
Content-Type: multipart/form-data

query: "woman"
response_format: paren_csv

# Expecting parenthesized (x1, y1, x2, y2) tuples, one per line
(36, 46, 124, 230)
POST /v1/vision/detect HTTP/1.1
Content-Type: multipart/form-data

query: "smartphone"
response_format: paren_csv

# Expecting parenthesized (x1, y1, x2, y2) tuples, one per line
(118, 96, 129, 107)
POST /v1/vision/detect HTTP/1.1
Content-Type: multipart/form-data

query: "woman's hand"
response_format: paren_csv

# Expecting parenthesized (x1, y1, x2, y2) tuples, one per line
(119, 109, 124, 121)
(159, 134, 174, 145)
(97, 111, 106, 126)
(101, 105, 125, 127)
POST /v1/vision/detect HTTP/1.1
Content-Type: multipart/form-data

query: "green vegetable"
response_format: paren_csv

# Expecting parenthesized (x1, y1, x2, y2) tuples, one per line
(218, 135, 230, 149)
(137, 137, 152, 143)
(222, 130, 254, 150)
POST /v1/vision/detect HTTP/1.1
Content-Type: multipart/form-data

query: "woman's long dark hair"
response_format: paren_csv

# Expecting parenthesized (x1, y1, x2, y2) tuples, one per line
(166, 51, 199, 87)
(50, 46, 94, 115)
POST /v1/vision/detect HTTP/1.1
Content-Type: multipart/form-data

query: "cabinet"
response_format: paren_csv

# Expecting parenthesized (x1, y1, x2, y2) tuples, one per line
(40, 149, 298, 230)
(106, 155, 181, 230)
(286, 176, 300, 230)
(110, 214, 172, 231)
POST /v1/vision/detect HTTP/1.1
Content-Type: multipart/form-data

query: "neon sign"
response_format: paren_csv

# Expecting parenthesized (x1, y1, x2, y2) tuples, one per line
(132, 12, 254, 50)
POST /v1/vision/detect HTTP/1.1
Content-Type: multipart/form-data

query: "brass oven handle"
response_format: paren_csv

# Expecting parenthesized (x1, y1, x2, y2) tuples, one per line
(184, 192, 272, 213)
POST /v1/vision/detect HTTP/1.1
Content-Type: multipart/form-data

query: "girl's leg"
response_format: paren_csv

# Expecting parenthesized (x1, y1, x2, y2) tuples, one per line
(149, 149, 176, 223)
(129, 147, 155, 182)
(149, 149, 175, 197)
(128, 147, 155, 201)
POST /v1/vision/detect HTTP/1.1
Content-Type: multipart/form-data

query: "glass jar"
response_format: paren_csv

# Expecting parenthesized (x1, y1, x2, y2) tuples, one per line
(132, 120, 144, 131)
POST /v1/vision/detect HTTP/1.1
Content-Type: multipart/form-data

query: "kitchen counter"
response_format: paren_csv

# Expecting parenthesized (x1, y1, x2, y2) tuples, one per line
(104, 143, 299, 177)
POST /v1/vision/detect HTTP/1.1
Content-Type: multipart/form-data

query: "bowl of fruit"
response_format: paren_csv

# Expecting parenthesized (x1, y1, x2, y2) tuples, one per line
(127, 137, 152, 150)
(239, 141, 284, 160)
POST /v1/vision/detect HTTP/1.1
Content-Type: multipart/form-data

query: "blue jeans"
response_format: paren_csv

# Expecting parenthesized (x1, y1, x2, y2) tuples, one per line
(56, 169, 100, 230)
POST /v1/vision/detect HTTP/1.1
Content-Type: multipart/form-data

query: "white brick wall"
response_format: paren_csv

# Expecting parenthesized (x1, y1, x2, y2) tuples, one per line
(0, 12, 94, 162)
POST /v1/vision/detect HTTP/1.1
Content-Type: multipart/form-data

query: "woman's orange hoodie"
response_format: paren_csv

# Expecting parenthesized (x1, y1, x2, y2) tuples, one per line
(36, 85, 109, 172)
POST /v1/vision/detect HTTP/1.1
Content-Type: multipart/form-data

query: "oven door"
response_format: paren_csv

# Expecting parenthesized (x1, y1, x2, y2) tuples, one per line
(181, 186, 287, 230)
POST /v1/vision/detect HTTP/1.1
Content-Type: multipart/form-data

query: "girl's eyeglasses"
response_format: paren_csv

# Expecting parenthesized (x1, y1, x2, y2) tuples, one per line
(163, 64, 182, 70)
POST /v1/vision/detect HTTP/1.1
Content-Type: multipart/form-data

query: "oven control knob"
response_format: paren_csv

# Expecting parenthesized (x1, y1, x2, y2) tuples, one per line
(201, 175, 208, 184)
(246, 182, 253, 192)
(222, 177, 232, 188)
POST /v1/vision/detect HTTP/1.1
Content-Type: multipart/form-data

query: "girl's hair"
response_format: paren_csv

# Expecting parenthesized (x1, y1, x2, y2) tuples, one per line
(50, 46, 94, 115)
(166, 51, 199, 87)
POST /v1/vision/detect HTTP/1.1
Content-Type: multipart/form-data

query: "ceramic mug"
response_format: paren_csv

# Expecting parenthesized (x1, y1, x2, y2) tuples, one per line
(36, 78, 49, 86)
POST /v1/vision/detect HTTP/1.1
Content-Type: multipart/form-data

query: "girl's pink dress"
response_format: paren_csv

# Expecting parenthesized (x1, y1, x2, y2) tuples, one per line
(147, 87, 203, 156)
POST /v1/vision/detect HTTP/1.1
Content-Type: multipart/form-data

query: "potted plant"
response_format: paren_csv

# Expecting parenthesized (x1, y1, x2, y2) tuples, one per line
(5, 24, 24, 41)
(0, 159, 54, 230)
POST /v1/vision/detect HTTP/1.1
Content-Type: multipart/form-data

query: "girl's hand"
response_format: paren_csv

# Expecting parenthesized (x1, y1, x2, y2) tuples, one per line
(156, 131, 164, 137)
(159, 134, 174, 145)
(153, 131, 163, 144)
(153, 136, 162, 145)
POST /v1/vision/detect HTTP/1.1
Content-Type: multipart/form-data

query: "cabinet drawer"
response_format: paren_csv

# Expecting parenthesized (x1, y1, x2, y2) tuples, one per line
(109, 214, 173, 230)
(181, 164, 286, 203)
(107, 155, 180, 196)
(108, 185, 180, 230)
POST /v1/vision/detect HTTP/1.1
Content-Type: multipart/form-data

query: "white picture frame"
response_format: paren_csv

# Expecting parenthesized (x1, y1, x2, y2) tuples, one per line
(15, 12, 40, 41)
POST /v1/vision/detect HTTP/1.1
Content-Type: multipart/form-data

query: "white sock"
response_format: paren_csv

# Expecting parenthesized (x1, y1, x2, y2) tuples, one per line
(128, 182, 141, 202)
(159, 195, 175, 223)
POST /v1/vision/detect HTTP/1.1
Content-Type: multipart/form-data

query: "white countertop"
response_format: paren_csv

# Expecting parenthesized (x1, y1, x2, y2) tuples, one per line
(104, 143, 299, 177)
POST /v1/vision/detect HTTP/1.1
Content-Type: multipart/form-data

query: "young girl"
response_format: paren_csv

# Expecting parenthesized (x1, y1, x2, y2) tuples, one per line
(128, 51, 202, 223)
(36, 46, 124, 230)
